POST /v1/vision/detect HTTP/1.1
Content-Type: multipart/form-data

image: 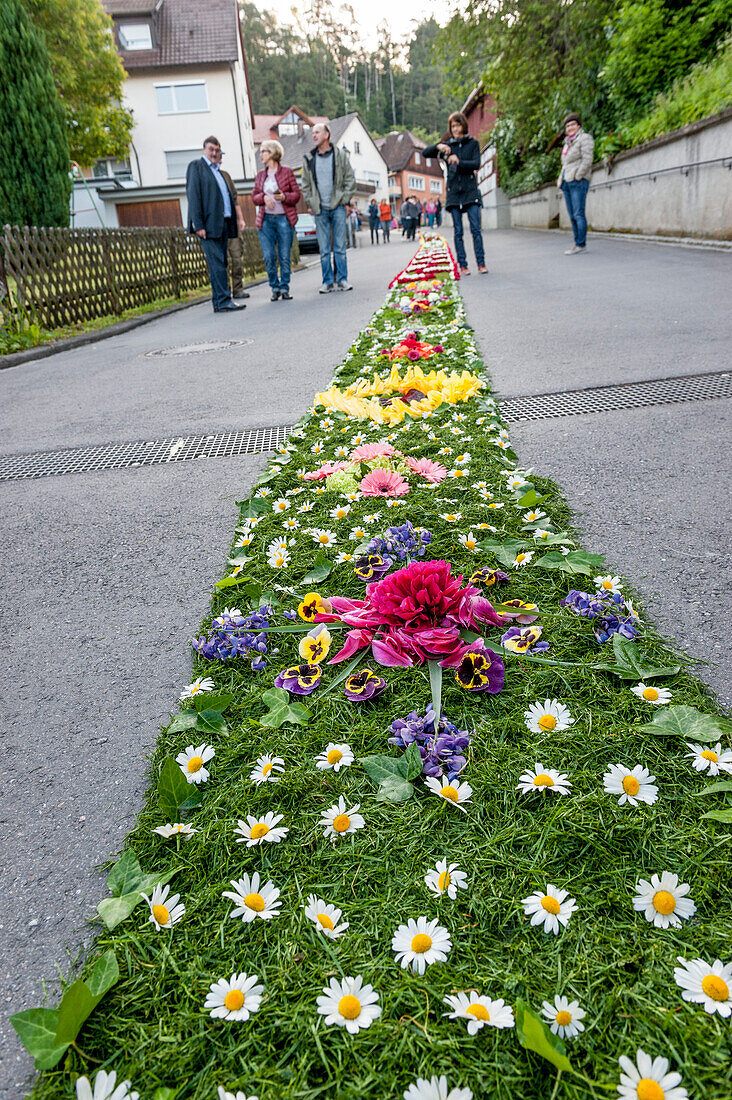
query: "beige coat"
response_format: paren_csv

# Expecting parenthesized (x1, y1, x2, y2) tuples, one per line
(558, 130, 595, 185)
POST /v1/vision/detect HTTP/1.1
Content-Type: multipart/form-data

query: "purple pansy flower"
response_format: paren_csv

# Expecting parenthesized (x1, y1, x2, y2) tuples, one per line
(343, 668, 387, 702)
(274, 662, 322, 695)
(353, 553, 393, 581)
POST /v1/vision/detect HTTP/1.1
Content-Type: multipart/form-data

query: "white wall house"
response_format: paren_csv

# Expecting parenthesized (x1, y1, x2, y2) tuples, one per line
(73, 0, 256, 228)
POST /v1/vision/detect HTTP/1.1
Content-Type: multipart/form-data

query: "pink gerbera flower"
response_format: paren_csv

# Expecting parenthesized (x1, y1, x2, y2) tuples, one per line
(360, 469, 410, 497)
(350, 443, 397, 462)
(304, 461, 349, 481)
(404, 456, 448, 483)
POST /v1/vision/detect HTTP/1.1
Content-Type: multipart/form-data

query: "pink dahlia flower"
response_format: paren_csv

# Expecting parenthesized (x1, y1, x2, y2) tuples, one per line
(404, 456, 448, 483)
(367, 559, 466, 630)
(360, 469, 410, 497)
(350, 442, 398, 462)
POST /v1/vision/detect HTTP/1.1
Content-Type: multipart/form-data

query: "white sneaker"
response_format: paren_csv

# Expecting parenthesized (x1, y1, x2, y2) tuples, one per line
(564, 245, 586, 254)
(336, 281, 353, 291)
(319, 283, 335, 293)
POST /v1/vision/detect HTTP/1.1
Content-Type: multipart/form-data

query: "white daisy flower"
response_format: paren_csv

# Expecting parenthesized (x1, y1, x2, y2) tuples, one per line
(234, 812, 289, 847)
(336, 551, 355, 564)
(532, 528, 552, 540)
(249, 754, 285, 785)
(212, 606, 242, 623)
(176, 743, 215, 784)
(443, 991, 514, 1034)
(472, 481, 488, 490)
(523, 509, 547, 522)
(320, 417, 334, 428)
(632, 871, 696, 929)
(458, 532, 480, 553)
(141, 884, 184, 931)
(271, 497, 290, 513)
(349, 526, 368, 541)
(334, 446, 350, 458)
(425, 775, 473, 812)
(344, 491, 362, 502)
(404, 1076, 473, 1100)
(311, 528, 337, 547)
(516, 764, 572, 796)
(673, 956, 732, 1017)
(474, 522, 496, 531)
(594, 574, 623, 594)
(392, 916, 452, 974)
(522, 884, 577, 935)
(492, 438, 510, 450)
(310, 441, 325, 454)
(454, 451, 471, 464)
(625, 598, 642, 620)
(254, 487, 271, 498)
(448, 469, 469, 480)
(524, 699, 574, 734)
(316, 975, 381, 1034)
(477, 488, 493, 501)
(329, 504, 351, 521)
(75, 1071, 139, 1100)
(298, 501, 315, 513)
(222, 873, 281, 923)
(204, 972, 264, 1021)
(320, 796, 365, 842)
(153, 822, 197, 839)
(541, 995, 586, 1039)
(282, 517, 300, 530)
(362, 511, 382, 523)
(303, 895, 349, 939)
(438, 446, 452, 457)
(316, 743, 354, 771)
(617, 1049, 688, 1100)
(685, 741, 732, 775)
(350, 433, 366, 446)
(439, 512, 462, 523)
(425, 858, 468, 900)
(266, 548, 290, 569)
(449, 427, 465, 437)
(603, 763, 658, 806)
(179, 676, 215, 700)
(245, 515, 262, 527)
(559, 546, 572, 555)
(233, 533, 254, 548)
(513, 550, 534, 567)
(486, 501, 505, 510)
(630, 682, 673, 705)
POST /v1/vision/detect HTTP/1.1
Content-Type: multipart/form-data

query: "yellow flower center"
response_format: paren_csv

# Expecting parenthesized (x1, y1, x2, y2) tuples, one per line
(701, 974, 729, 1001)
(190, 685, 200, 694)
(465, 540, 476, 550)
(250, 822, 270, 839)
(338, 994, 361, 1020)
(541, 896, 561, 915)
(317, 913, 334, 930)
(441, 785, 459, 802)
(516, 553, 526, 563)
(187, 756, 203, 773)
(411, 933, 432, 953)
(244, 892, 265, 912)
(262, 763, 273, 776)
(555, 1010, 572, 1026)
(332, 813, 351, 832)
(318, 534, 330, 544)
(701, 749, 718, 762)
(636, 1081, 664, 1100)
(466, 1003, 490, 1021)
(642, 687, 659, 700)
(534, 774, 554, 787)
(602, 580, 613, 590)
(327, 748, 343, 764)
(224, 989, 245, 1012)
(538, 714, 557, 731)
(438, 871, 451, 891)
(152, 904, 170, 925)
(622, 776, 641, 796)
(652, 890, 676, 915)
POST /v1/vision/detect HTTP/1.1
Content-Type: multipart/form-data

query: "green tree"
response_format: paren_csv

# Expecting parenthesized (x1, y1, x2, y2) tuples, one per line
(0, 0, 70, 226)
(23, 0, 133, 165)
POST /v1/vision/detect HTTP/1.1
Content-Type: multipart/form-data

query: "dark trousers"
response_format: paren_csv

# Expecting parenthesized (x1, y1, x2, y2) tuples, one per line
(450, 203, 485, 268)
(258, 214, 294, 293)
(201, 232, 231, 310)
(381, 219, 391, 241)
(369, 222, 380, 243)
(562, 179, 589, 247)
(405, 217, 417, 240)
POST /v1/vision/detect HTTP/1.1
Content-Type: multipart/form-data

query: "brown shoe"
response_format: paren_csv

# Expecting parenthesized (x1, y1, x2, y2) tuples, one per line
(477, 265, 488, 274)
(460, 267, 471, 276)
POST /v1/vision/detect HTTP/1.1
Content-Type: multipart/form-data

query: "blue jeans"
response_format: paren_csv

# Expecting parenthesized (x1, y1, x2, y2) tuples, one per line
(314, 204, 347, 285)
(450, 203, 485, 268)
(200, 233, 231, 309)
(258, 214, 294, 292)
(562, 179, 589, 247)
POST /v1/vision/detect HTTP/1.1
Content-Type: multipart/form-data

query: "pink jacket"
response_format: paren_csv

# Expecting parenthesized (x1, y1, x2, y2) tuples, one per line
(252, 165, 301, 228)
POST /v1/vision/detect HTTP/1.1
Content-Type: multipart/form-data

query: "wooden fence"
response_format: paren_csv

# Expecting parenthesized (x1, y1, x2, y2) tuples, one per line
(0, 225, 287, 331)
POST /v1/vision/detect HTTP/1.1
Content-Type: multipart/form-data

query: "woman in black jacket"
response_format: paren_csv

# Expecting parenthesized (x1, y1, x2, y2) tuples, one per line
(423, 112, 487, 275)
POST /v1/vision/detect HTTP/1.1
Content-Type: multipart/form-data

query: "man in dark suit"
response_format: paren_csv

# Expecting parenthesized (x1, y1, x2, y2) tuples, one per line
(186, 136, 246, 313)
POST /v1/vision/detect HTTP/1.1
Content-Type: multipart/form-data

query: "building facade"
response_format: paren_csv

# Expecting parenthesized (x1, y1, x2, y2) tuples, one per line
(375, 132, 446, 214)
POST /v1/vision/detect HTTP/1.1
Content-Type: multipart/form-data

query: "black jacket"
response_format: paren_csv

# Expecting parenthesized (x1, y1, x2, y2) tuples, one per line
(186, 157, 238, 239)
(422, 136, 481, 211)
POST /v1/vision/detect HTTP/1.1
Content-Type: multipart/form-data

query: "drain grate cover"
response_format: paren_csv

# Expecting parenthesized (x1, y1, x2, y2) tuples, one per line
(145, 339, 253, 358)
(499, 369, 732, 423)
(0, 426, 291, 482)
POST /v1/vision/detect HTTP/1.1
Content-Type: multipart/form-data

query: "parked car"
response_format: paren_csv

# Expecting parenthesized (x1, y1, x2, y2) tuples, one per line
(295, 213, 319, 253)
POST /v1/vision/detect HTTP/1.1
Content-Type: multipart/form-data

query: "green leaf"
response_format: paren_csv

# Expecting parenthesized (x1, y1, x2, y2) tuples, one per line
(97, 892, 145, 930)
(158, 756, 201, 819)
(376, 776, 414, 803)
(480, 537, 529, 567)
(236, 496, 271, 516)
(535, 550, 605, 575)
(594, 636, 680, 680)
(693, 781, 732, 796)
(515, 1000, 572, 1073)
(639, 705, 728, 740)
(532, 531, 574, 546)
(190, 693, 232, 713)
(303, 551, 333, 585)
(166, 711, 200, 733)
(153, 1090, 179, 1100)
(259, 687, 309, 728)
(360, 754, 405, 783)
(404, 741, 424, 781)
(55, 951, 119, 1046)
(9, 1008, 66, 1070)
(214, 575, 248, 591)
(428, 660, 442, 730)
(517, 488, 545, 507)
(318, 650, 366, 700)
(107, 850, 145, 897)
(702, 809, 732, 823)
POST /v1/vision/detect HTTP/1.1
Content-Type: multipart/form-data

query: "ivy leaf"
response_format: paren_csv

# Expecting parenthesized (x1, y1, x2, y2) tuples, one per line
(535, 550, 605, 576)
(8, 1008, 63, 1070)
(214, 575, 248, 591)
(702, 809, 732, 824)
(236, 496, 271, 516)
(480, 537, 529, 567)
(594, 636, 680, 680)
(158, 756, 202, 819)
(360, 754, 406, 783)
(106, 849, 147, 897)
(517, 488, 545, 508)
(515, 999, 572, 1073)
(693, 781, 732, 797)
(376, 776, 414, 803)
(259, 687, 309, 728)
(404, 742, 424, 781)
(97, 869, 177, 930)
(303, 551, 332, 585)
(639, 705, 729, 740)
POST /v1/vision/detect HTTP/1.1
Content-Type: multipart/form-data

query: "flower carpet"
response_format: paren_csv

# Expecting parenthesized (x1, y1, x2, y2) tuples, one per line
(16, 237, 732, 1100)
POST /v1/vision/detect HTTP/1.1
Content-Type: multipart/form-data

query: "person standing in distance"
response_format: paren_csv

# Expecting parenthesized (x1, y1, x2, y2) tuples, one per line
(252, 139, 301, 301)
(424, 113, 487, 275)
(379, 197, 392, 241)
(186, 136, 245, 312)
(558, 113, 594, 254)
(301, 122, 356, 293)
(210, 144, 249, 301)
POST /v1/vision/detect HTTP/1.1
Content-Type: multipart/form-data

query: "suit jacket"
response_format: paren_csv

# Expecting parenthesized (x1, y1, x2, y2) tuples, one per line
(186, 157, 238, 239)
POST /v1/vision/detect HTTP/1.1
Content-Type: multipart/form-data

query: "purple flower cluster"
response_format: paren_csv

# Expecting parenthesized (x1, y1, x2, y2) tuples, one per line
(560, 589, 640, 645)
(368, 521, 432, 564)
(388, 704, 472, 780)
(193, 606, 278, 671)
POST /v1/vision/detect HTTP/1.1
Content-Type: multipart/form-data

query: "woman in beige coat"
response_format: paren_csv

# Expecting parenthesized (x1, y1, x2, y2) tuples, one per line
(557, 113, 594, 254)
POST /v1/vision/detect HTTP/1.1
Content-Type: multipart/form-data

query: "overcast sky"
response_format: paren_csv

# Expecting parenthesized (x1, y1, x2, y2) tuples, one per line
(251, 0, 457, 51)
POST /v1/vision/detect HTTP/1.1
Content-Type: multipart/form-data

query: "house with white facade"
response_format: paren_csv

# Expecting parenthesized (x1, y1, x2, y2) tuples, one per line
(73, 0, 257, 228)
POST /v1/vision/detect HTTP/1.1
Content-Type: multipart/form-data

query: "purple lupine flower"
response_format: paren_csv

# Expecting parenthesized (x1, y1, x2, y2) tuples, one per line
(193, 605, 277, 669)
(388, 704, 472, 780)
(343, 668, 387, 702)
(283, 609, 298, 621)
(274, 662, 322, 695)
(561, 589, 640, 644)
(368, 521, 431, 563)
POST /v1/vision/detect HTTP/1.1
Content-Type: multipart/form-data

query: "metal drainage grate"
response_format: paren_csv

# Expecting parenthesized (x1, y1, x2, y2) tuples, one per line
(144, 338, 253, 358)
(0, 426, 291, 482)
(499, 369, 732, 423)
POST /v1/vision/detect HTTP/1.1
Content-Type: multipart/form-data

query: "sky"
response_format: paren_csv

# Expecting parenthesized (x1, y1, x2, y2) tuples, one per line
(251, 0, 457, 51)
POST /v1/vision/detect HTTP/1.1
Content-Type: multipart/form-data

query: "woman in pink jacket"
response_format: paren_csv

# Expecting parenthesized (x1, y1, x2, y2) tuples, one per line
(252, 140, 301, 300)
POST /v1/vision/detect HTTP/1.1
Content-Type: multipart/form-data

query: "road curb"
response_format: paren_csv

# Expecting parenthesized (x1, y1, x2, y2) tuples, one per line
(513, 225, 732, 251)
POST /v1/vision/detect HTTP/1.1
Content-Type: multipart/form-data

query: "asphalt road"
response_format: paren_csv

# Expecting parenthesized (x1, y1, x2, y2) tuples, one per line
(2, 230, 730, 1097)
